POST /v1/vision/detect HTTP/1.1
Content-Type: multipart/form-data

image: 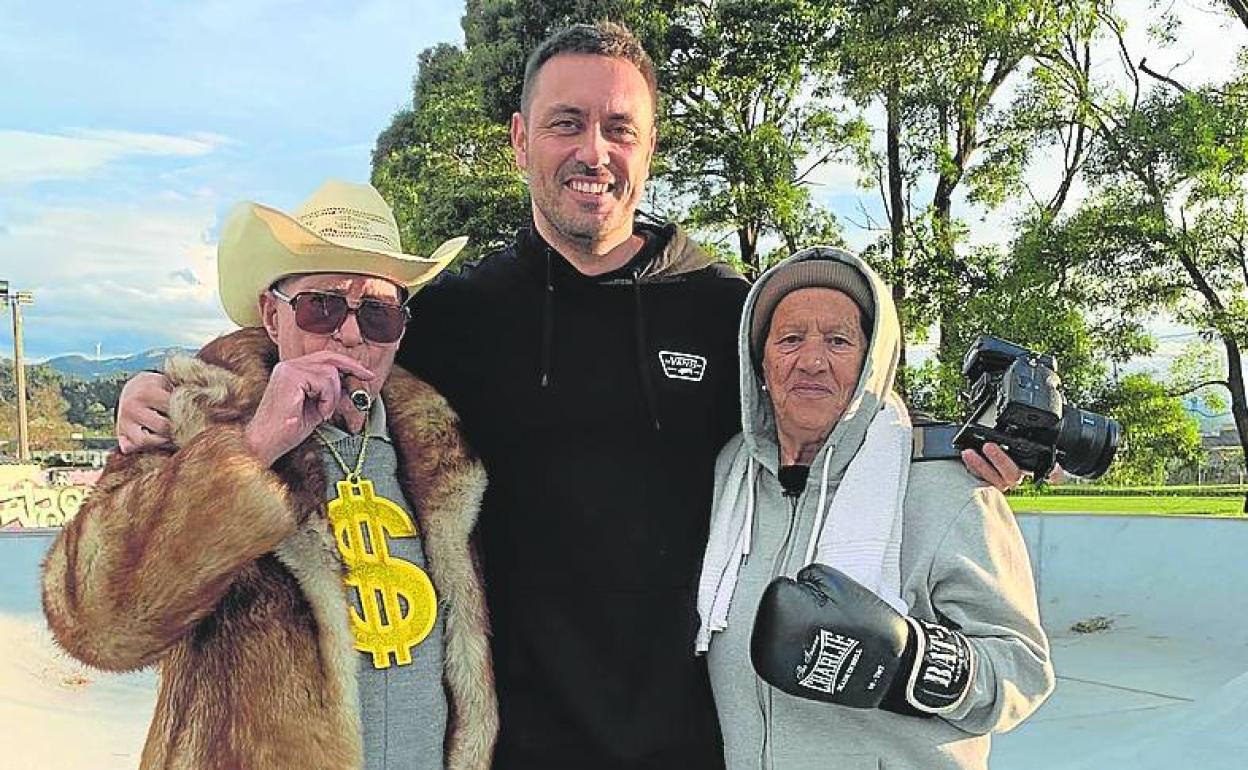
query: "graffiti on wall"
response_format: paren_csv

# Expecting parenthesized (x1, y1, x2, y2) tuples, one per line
(1, 465, 92, 529)
(1, 481, 89, 529)
(48, 468, 103, 487)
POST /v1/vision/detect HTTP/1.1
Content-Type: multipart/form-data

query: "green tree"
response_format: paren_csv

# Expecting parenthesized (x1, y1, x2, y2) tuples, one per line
(905, 286, 1109, 422)
(903, 206, 1154, 421)
(60, 376, 125, 434)
(1167, 338, 1228, 417)
(1089, 373, 1202, 486)
(837, 0, 1110, 386)
(0, 361, 78, 452)
(372, 43, 528, 263)
(656, 0, 863, 273)
(1050, 57, 1248, 492)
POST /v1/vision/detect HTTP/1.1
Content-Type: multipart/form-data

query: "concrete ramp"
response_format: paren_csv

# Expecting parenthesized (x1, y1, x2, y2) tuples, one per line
(4, 514, 1248, 768)
(0, 531, 155, 770)
(1059, 670, 1248, 769)
(993, 514, 1248, 770)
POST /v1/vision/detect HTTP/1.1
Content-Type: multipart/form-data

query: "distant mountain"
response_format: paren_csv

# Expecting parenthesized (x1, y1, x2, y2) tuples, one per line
(39, 348, 198, 380)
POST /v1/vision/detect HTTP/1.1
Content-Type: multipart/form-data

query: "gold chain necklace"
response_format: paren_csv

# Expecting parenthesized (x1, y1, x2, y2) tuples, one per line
(314, 412, 438, 669)
(314, 420, 370, 482)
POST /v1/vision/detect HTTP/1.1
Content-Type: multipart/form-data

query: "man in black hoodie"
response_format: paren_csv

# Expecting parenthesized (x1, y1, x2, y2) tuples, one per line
(116, 21, 1022, 770)
(397, 23, 746, 769)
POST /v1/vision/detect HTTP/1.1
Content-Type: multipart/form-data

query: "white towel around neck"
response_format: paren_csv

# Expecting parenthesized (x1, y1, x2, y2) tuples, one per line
(695, 391, 912, 653)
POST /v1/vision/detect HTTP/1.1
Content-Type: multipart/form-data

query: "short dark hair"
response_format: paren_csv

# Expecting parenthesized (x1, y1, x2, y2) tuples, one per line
(519, 21, 658, 118)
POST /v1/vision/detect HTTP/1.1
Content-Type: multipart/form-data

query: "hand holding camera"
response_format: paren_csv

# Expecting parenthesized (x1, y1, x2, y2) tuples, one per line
(952, 335, 1120, 481)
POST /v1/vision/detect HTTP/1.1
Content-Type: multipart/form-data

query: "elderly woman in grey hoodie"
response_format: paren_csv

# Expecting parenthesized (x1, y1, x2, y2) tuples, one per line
(696, 247, 1054, 770)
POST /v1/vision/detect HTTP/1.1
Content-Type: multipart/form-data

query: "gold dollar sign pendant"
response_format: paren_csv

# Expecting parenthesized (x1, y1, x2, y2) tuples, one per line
(328, 478, 438, 669)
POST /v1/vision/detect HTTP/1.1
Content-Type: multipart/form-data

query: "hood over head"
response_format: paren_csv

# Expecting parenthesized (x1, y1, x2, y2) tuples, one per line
(738, 246, 901, 474)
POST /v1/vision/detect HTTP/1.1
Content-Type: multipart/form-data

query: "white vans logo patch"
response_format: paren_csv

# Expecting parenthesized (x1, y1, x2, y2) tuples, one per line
(658, 350, 707, 382)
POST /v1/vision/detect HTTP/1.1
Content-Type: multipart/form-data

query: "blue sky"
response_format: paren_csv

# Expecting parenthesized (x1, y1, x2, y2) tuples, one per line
(0, 0, 1240, 366)
(0, 1, 461, 360)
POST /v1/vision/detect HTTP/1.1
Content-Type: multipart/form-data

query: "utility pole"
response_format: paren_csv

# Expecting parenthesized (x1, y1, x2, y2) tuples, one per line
(0, 281, 35, 462)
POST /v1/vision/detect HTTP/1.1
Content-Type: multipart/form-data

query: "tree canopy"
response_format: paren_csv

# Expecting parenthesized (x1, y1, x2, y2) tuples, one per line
(371, 0, 1247, 485)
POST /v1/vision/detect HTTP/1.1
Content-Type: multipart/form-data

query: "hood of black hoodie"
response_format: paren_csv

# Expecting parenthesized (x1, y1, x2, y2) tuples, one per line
(516, 221, 721, 292)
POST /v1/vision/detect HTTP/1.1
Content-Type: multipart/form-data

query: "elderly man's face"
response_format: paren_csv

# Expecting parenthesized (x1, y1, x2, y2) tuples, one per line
(259, 272, 404, 419)
(511, 53, 656, 256)
(763, 288, 867, 456)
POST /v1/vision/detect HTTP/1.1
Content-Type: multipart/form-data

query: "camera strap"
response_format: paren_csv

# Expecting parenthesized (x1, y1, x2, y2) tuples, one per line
(910, 421, 963, 463)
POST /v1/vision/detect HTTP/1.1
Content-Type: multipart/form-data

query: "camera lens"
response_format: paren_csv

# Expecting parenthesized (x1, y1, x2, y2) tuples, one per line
(1055, 406, 1121, 478)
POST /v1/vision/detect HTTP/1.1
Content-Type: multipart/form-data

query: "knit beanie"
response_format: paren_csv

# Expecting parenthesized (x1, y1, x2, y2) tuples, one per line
(750, 252, 875, 365)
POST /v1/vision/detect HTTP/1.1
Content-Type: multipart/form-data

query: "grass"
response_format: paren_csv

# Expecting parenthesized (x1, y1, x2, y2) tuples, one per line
(1024, 483, 1248, 498)
(1009, 494, 1247, 516)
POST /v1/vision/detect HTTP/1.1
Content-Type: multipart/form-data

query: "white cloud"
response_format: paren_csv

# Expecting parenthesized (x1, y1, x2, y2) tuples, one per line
(0, 198, 231, 358)
(169, 268, 202, 285)
(0, 129, 229, 185)
(0, 0, 465, 358)
(1119, 0, 1243, 89)
(800, 158, 869, 196)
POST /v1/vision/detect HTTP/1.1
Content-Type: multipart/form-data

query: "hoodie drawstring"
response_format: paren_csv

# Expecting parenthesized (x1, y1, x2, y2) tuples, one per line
(537, 247, 662, 429)
(539, 249, 555, 388)
(802, 448, 837, 566)
(740, 459, 756, 563)
(633, 269, 662, 432)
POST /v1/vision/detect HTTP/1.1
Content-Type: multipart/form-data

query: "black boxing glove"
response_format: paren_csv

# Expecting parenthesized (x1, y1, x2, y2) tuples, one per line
(750, 563, 975, 716)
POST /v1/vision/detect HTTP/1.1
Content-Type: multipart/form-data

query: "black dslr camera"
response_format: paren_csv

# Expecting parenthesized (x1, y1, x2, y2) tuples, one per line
(948, 335, 1120, 480)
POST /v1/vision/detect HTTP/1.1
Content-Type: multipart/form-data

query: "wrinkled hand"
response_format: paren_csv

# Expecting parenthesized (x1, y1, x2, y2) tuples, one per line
(116, 372, 174, 453)
(244, 351, 374, 467)
(961, 442, 1064, 491)
(961, 442, 1024, 492)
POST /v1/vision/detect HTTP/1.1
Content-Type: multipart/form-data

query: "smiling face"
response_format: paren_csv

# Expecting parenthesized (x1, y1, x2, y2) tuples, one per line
(762, 287, 868, 465)
(510, 52, 656, 265)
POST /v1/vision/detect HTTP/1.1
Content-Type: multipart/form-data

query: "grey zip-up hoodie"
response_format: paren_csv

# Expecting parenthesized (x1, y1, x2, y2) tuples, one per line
(701, 248, 1054, 770)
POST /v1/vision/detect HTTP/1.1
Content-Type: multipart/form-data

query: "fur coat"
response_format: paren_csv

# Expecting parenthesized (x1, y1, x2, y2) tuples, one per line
(42, 328, 497, 770)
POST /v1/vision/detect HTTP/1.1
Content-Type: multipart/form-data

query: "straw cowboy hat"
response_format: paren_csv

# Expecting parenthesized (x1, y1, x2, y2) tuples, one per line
(218, 179, 466, 327)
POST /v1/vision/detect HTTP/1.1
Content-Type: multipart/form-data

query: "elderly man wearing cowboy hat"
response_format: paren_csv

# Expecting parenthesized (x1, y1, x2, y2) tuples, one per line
(42, 180, 498, 770)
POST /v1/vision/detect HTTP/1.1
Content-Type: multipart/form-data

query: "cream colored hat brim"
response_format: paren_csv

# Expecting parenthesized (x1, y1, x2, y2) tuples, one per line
(218, 201, 466, 328)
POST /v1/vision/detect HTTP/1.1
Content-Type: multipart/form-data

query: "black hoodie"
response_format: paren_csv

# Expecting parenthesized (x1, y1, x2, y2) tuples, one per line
(399, 222, 748, 769)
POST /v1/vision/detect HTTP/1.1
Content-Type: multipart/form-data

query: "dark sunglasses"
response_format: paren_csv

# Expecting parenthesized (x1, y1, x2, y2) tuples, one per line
(270, 288, 410, 343)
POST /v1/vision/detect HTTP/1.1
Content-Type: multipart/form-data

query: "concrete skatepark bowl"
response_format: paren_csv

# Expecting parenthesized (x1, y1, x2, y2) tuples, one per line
(3, 513, 1247, 768)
